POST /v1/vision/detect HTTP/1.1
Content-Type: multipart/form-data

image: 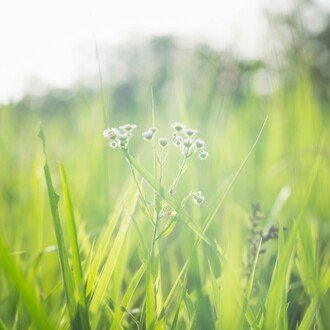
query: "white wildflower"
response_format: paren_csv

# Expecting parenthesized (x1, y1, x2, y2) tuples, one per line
(199, 151, 209, 160)
(185, 129, 199, 137)
(103, 127, 119, 140)
(117, 132, 129, 142)
(109, 141, 118, 148)
(195, 139, 205, 149)
(173, 139, 182, 147)
(104, 124, 136, 149)
(171, 122, 186, 132)
(119, 124, 137, 132)
(142, 129, 155, 140)
(182, 138, 194, 148)
(103, 128, 111, 139)
(158, 138, 168, 147)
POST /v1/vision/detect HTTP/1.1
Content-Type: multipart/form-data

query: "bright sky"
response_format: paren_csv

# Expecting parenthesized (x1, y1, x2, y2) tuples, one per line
(0, 0, 327, 103)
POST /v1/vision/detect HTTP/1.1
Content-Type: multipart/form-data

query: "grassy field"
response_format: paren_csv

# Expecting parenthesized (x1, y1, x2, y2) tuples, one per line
(0, 71, 329, 329)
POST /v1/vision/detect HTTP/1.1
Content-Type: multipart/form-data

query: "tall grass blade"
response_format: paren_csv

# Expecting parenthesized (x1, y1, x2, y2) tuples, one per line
(263, 134, 324, 329)
(110, 263, 145, 329)
(59, 162, 90, 329)
(89, 184, 139, 314)
(38, 125, 78, 326)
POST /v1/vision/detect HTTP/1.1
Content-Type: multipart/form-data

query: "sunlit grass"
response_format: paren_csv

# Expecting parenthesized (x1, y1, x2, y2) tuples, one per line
(0, 75, 329, 329)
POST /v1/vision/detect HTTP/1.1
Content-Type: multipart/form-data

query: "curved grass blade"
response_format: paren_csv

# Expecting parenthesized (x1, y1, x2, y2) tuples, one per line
(89, 185, 139, 314)
(59, 162, 90, 329)
(203, 116, 268, 234)
(110, 263, 146, 329)
(263, 134, 324, 329)
(38, 125, 78, 326)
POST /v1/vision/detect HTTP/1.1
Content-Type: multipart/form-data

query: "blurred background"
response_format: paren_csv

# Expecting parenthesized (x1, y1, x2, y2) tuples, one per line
(0, 0, 329, 105)
(0, 0, 329, 255)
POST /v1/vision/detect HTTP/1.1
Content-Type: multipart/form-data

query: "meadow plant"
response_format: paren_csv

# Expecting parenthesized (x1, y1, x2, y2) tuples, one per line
(103, 121, 211, 328)
(1, 76, 328, 329)
(103, 121, 209, 210)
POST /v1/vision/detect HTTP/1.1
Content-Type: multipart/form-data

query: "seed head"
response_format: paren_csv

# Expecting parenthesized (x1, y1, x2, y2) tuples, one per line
(119, 124, 137, 132)
(199, 151, 209, 160)
(103, 128, 111, 138)
(171, 122, 186, 132)
(103, 127, 119, 139)
(104, 124, 135, 149)
(182, 138, 194, 148)
(158, 138, 168, 147)
(142, 129, 155, 140)
(117, 132, 129, 142)
(109, 141, 118, 148)
(185, 129, 199, 137)
(195, 139, 205, 149)
(173, 139, 182, 147)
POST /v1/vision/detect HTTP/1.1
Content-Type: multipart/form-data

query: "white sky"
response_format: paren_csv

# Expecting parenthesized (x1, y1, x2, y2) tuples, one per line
(0, 0, 328, 103)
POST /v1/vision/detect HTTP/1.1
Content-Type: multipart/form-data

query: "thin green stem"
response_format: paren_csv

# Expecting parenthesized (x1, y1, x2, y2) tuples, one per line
(126, 152, 154, 224)
(170, 155, 188, 193)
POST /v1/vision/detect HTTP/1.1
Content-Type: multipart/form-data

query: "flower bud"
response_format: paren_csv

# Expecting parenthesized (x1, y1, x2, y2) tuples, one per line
(117, 132, 129, 142)
(158, 138, 168, 147)
(183, 138, 194, 148)
(119, 124, 137, 132)
(195, 139, 205, 149)
(142, 129, 155, 140)
(103, 128, 111, 139)
(199, 151, 209, 160)
(109, 141, 118, 148)
(171, 122, 186, 132)
(185, 129, 198, 137)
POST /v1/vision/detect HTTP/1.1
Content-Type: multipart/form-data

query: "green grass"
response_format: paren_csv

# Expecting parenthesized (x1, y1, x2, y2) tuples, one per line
(0, 74, 329, 329)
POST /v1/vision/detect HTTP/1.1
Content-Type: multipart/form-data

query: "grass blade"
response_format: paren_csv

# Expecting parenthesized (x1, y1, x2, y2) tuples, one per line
(89, 184, 139, 314)
(38, 125, 78, 325)
(110, 263, 146, 329)
(203, 116, 268, 234)
(59, 162, 90, 329)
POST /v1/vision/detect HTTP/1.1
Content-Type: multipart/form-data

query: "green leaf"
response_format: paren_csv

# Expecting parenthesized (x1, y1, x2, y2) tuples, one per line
(156, 217, 177, 240)
(59, 162, 90, 329)
(110, 263, 145, 329)
(38, 125, 78, 326)
(89, 184, 138, 314)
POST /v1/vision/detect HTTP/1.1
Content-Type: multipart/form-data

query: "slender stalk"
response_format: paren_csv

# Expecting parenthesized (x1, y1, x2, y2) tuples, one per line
(127, 157, 154, 224)
(150, 88, 159, 260)
(170, 154, 188, 193)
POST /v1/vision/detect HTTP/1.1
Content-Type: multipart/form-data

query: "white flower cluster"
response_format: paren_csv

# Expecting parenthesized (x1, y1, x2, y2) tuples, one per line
(103, 124, 137, 149)
(170, 122, 208, 159)
(141, 122, 209, 160)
